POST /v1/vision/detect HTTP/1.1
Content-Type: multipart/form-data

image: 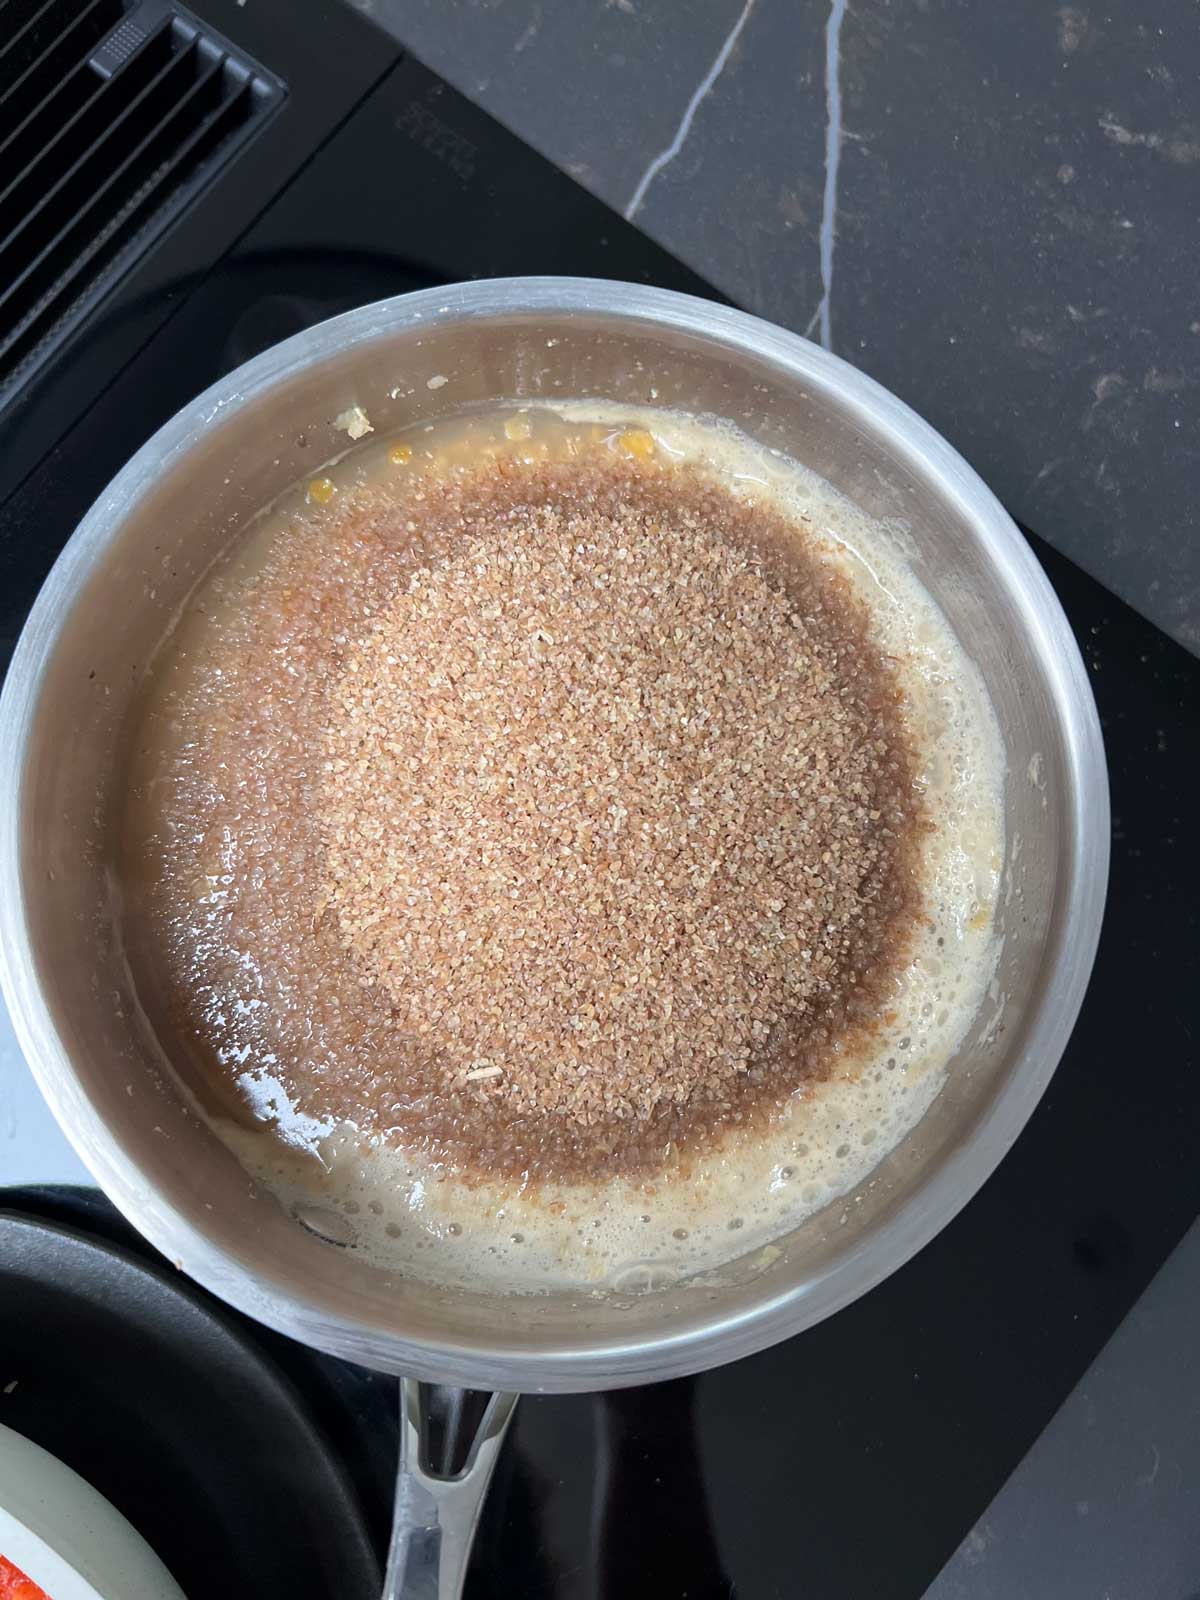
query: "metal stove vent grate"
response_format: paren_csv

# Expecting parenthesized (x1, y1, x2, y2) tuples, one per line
(0, 0, 283, 409)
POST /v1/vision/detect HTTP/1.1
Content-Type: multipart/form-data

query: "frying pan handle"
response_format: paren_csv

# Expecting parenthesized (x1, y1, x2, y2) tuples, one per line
(382, 1378, 519, 1600)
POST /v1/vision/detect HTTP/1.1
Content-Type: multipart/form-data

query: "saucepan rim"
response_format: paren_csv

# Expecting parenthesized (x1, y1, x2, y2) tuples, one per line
(0, 277, 1109, 1390)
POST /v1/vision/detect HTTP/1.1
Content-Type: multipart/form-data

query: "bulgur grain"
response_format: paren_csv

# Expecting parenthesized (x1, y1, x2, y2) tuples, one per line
(317, 451, 922, 1164)
(129, 446, 923, 1184)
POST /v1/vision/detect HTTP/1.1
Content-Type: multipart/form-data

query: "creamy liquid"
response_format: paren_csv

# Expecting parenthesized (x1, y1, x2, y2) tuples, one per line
(133, 403, 1005, 1295)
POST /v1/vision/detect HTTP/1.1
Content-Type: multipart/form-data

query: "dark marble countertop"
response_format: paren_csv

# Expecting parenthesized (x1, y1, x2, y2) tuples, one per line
(357, 0, 1200, 654)
(928, 1213, 1200, 1600)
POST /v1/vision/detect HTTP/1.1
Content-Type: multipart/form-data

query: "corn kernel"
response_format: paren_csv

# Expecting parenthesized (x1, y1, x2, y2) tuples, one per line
(388, 443, 413, 465)
(307, 476, 335, 505)
(617, 428, 656, 463)
(504, 413, 532, 442)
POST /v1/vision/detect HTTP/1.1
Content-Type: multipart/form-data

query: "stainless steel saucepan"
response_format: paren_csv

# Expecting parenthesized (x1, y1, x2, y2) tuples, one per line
(0, 280, 1108, 1598)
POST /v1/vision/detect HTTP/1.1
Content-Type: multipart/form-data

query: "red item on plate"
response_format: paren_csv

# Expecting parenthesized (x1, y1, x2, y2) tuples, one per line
(0, 1555, 50, 1600)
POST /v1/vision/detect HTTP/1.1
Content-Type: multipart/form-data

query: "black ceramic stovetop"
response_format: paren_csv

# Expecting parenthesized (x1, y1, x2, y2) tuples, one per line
(0, 4, 1197, 1598)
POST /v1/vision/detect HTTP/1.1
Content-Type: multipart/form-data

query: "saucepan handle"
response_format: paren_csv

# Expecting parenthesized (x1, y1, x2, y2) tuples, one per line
(382, 1378, 519, 1600)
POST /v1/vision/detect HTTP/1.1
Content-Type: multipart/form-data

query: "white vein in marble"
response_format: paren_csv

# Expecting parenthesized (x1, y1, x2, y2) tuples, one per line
(624, 0, 756, 221)
(805, 0, 848, 350)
